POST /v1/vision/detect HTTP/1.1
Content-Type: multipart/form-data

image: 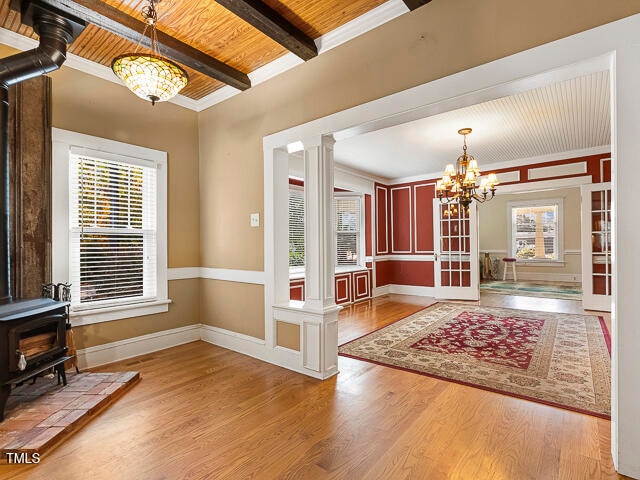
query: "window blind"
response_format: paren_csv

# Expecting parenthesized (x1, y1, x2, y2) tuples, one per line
(69, 154, 157, 307)
(289, 188, 305, 268)
(335, 196, 361, 266)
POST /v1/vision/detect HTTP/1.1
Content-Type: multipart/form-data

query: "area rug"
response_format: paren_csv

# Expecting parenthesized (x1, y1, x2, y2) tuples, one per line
(0, 371, 139, 457)
(339, 303, 610, 418)
(480, 280, 582, 300)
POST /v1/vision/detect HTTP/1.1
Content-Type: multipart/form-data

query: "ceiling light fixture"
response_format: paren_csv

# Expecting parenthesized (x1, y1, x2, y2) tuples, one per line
(111, 0, 188, 106)
(436, 128, 499, 208)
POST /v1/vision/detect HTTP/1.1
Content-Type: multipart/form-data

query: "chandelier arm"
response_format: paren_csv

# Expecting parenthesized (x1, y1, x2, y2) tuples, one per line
(436, 128, 498, 206)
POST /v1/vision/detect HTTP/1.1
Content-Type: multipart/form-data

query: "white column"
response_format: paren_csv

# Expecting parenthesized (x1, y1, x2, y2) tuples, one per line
(300, 135, 339, 378)
(612, 44, 640, 478)
(303, 135, 337, 312)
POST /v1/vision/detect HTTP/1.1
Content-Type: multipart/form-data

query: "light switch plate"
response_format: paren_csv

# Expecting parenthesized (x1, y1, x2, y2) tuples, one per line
(250, 213, 260, 227)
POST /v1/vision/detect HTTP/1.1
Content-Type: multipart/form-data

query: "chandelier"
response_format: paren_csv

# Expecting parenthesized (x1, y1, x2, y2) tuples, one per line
(111, 0, 189, 106)
(436, 128, 499, 208)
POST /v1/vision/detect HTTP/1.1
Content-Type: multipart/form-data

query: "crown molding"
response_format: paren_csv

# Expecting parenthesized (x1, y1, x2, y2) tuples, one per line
(388, 145, 611, 185)
(0, 1, 409, 113)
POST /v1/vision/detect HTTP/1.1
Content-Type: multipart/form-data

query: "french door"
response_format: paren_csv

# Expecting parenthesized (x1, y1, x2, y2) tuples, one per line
(581, 182, 612, 311)
(433, 200, 479, 300)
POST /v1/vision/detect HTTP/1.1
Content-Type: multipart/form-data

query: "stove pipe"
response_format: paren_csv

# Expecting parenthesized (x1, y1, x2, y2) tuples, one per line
(0, 1, 85, 304)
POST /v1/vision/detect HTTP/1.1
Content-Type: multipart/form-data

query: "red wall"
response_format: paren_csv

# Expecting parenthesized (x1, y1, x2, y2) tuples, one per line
(373, 153, 611, 291)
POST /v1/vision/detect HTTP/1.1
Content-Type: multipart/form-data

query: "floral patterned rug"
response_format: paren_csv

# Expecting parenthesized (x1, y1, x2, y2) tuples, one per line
(339, 303, 611, 418)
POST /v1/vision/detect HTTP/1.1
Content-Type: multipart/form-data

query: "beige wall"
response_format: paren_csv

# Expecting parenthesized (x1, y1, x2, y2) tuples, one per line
(49, 65, 201, 269)
(478, 188, 582, 278)
(74, 279, 200, 349)
(200, 280, 265, 339)
(0, 43, 201, 347)
(276, 322, 300, 351)
(198, 0, 640, 336)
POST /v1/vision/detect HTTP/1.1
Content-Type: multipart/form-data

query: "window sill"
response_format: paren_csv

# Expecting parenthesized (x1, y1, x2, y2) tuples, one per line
(289, 265, 368, 280)
(70, 299, 172, 327)
(335, 265, 368, 274)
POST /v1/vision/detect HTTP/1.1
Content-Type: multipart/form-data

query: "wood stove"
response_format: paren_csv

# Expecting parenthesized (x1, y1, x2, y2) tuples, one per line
(0, 1, 85, 422)
(0, 298, 70, 421)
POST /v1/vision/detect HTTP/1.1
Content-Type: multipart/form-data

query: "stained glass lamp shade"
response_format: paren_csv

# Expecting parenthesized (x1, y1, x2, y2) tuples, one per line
(111, 0, 189, 106)
(112, 53, 189, 105)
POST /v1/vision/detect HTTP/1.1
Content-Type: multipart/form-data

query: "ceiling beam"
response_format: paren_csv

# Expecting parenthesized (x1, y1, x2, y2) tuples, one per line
(19, 0, 251, 90)
(402, 0, 433, 10)
(215, 0, 317, 61)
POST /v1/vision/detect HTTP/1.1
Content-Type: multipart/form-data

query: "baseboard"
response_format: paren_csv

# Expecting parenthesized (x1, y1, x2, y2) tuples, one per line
(76, 324, 201, 369)
(388, 285, 436, 296)
(373, 284, 436, 297)
(512, 272, 581, 283)
(75, 323, 312, 377)
(199, 325, 318, 378)
(199, 324, 266, 357)
(373, 285, 390, 297)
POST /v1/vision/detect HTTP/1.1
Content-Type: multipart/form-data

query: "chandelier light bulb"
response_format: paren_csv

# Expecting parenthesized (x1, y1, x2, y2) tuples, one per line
(436, 128, 499, 207)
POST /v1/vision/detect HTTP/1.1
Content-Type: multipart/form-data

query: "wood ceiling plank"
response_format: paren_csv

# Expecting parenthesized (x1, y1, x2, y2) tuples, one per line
(214, 0, 317, 61)
(68, 23, 224, 98)
(0, 0, 396, 101)
(262, 0, 388, 38)
(28, 0, 252, 90)
(402, 0, 433, 11)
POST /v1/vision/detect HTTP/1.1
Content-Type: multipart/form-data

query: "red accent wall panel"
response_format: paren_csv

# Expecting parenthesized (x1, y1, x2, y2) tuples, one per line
(390, 261, 434, 287)
(289, 178, 304, 187)
(601, 158, 611, 183)
(375, 185, 388, 254)
(335, 274, 351, 304)
(375, 261, 393, 287)
(374, 260, 434, 287)
(414, 183, 435, 253)
(490, 153, 611, 186)
(353, 271, 371, 301)
(391, 186, 412, 253)
(290, 280, 304, 301)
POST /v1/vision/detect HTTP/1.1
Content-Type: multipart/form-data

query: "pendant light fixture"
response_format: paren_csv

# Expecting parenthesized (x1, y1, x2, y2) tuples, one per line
(111, 0, 189, 105)
(436, 128, 499, 207)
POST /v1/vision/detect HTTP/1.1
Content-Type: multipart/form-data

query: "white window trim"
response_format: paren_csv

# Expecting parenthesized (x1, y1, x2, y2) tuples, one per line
(334, 191, 366, 269)
(507, 198, 564, 265)
(288, 188, 367, 279)
(288, 184, 305, 274)
(52, 128, 169, 326)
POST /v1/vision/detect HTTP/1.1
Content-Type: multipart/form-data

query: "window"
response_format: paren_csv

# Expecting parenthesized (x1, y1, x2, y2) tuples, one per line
(52, 128, 168, 326)
(508, 199, 563, 262)
(335, 195, 363, 267)
(287, 186, 365, 273)
(70, 154, 156, 306)
(288, 187, 305, 270)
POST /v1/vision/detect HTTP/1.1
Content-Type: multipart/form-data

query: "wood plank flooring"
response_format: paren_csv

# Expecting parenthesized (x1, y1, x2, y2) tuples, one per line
(0, 293, 624, 479)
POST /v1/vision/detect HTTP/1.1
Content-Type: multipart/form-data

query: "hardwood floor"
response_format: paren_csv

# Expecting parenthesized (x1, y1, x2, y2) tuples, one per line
(0, 294, 623, 479)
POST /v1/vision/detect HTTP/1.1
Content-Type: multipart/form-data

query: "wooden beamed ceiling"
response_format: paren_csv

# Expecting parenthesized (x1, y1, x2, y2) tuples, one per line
(0, 0, 396, 100)
(215, 0, 317, 61)
(26, 0, 252, 90)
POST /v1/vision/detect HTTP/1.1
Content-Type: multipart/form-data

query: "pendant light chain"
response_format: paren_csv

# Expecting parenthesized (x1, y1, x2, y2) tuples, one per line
(111, 0, 189, 105)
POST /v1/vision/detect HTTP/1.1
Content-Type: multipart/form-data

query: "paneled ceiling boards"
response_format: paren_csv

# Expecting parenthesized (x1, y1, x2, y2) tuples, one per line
(0, 0, 410, 103)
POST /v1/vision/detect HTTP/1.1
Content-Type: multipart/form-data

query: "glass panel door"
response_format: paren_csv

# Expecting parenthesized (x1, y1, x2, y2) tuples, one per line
(581, 182, 612, 311)
(433, 200, 479, 300)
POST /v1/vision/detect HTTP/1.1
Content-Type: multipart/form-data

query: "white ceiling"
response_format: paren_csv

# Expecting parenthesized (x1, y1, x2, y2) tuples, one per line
(333, 70, 611, 181)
